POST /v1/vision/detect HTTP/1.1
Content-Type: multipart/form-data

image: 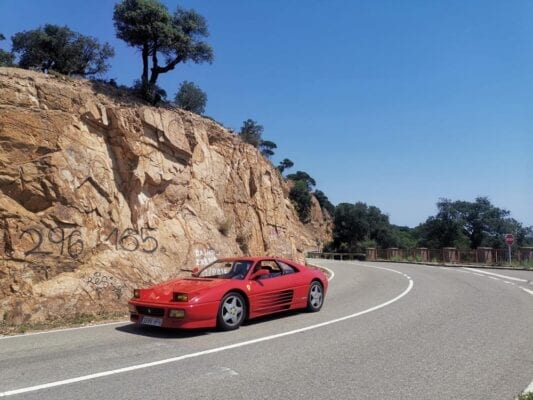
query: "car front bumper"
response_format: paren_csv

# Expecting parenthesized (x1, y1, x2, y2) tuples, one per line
(129, 299, 219, 329)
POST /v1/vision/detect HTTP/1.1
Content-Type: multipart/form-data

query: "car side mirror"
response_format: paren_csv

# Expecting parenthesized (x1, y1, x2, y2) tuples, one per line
(251, 269, 269, 280)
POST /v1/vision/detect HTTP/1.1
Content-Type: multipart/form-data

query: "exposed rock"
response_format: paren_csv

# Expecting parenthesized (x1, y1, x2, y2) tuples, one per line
(0, 68, 331, 326)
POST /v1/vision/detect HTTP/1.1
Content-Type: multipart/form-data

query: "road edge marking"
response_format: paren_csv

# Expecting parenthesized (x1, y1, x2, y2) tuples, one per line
(463, 268, 528, 283)
(306, 261, 335, 282)
(0, 264, 412, 398)
(0, 320, 129, 340)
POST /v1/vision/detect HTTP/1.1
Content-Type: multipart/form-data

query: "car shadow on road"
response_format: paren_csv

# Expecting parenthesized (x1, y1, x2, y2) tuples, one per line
(115, 323, 214, 339)
(241, 309, 303, 327)
(115, 310, 306, 337)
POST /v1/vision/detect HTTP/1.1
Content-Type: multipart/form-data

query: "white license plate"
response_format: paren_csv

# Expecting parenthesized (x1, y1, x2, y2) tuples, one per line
(141, 316, 163, 327)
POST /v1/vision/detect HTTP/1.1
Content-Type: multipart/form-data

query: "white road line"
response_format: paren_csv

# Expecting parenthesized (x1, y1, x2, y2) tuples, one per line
(0, 264, 413, 398)
(520, 287, 533, 296)
(456, 270, 472, 274)
(488, 276, 500, 281)
(463, 268, 528, 283)
(0, 321, 129, 340)
(315, 264, 335, 282)
(472, 272, 486, 277)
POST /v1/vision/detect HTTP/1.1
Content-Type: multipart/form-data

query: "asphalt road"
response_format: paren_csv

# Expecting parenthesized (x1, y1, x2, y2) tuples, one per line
(1, 260, 532, 400)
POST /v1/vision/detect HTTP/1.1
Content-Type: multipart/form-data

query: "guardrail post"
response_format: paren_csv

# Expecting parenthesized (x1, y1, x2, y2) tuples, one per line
(366, 248, 376, 261)
(520, 247, 533, 263)
(415, 248, 428, 262)
(443, 247, 457, 264)
(387, 248, 399, 260)
(476, 247, 492, 264)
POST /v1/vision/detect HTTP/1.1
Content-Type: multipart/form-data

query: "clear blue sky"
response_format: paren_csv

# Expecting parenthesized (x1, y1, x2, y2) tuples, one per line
(1, 0, 532, 227)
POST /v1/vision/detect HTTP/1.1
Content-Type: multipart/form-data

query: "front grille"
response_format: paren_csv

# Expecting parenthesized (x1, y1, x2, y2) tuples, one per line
(136, 306, 165, 317)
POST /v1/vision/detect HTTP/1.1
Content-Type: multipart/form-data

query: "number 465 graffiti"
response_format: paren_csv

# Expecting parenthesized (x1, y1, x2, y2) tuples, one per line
(103, 227, 158, 253)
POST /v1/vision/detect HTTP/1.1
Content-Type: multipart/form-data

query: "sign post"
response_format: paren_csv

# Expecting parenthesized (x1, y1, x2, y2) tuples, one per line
(505, 233, 514, 265)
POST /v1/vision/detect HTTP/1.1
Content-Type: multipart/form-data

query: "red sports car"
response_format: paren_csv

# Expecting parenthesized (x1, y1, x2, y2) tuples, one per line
(128, 257, 328, 330)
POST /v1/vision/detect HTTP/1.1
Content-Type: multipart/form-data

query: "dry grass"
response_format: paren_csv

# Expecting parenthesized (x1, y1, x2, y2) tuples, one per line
(0, 311, 128, 336)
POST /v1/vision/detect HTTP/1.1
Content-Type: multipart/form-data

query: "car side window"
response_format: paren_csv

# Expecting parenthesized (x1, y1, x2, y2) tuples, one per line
(257, 260, 282, 279)
(277, 261, 297, 275)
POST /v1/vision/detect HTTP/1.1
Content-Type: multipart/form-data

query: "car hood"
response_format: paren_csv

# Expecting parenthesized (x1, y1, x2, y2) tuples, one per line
(141, 277, 229, 302)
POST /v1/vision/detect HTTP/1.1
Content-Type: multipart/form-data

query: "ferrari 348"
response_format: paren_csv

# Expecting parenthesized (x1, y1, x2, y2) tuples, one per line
(128, 257, 328, 330)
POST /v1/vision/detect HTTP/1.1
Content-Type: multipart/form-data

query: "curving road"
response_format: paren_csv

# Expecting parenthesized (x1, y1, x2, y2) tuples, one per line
(0, 260, 532, 399)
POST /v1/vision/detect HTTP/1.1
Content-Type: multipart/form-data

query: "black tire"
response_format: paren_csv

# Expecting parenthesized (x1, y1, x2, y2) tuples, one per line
(307, 281, 324, 312)
(217, 292, 246, 331)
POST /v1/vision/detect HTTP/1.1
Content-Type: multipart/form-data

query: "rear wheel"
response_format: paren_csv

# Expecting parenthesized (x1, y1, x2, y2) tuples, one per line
(217, 292, 246, 331)
(307, 281, 324, 312)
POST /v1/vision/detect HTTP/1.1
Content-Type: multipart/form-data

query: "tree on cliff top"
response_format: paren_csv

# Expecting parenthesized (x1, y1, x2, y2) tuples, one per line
(286, 171, 316, 191)
(0, 34, 14, 67)
(11, 25, 114, 76)
(239, 119, 263, 147)
(238, 119, 278, 160)
(259, 140, 277, 159)
(277, 158, 294, 174)
(175, 80, 207, 114)
(113, 0, 213, 104)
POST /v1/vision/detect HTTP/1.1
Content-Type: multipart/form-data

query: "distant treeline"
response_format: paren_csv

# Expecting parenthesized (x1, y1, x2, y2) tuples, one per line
(325, 197, 533, 252)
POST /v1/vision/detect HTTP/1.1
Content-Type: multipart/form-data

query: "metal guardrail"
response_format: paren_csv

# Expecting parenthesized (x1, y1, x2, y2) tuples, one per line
(307, 248, 533, 268)
(307, 252, 366, 261)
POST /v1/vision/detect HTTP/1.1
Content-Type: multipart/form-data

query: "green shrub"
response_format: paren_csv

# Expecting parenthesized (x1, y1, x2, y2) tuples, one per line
(289, 180, 312, 223)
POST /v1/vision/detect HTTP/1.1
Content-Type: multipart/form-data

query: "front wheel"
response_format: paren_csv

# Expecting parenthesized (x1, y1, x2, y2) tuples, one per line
(217, 292, 246, 331)
(307, 281, 324, 312)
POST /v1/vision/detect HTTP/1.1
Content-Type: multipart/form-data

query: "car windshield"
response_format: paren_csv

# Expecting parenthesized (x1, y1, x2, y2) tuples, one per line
(197, 260, 253, 279)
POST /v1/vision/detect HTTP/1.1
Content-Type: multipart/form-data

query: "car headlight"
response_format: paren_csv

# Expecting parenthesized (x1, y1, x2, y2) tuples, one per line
(169, 309, 185, 318)
(173, 292, 188, 302)
(128, 303, 137, 313)
(133, 289, 140, 298)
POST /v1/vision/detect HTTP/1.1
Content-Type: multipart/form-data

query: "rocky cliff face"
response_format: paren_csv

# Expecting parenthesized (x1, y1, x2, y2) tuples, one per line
(0, 68, 331, 327)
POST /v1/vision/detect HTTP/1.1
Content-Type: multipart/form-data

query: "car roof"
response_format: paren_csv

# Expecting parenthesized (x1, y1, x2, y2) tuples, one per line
(216, 256, 298, 264)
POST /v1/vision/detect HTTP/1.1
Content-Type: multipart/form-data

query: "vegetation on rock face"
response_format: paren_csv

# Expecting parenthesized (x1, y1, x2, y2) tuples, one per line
(237, 119, 279, 159)
(287, 171, 316, 190)
(11, 25, 114, 76)
(113, 0, 213, 103)
(259, 140, 277, 159)
(239, 119, 264, 148)
(289, 180, 313, 223)
(287, 170, 320, 223)
(175, 80, 207, 114)
(0, 34, 14, 67)
(284, 170, 333, 224)
(313, 190, 335, 216)
(277, 158, 294, 174)
(132, 79, 167, 101)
